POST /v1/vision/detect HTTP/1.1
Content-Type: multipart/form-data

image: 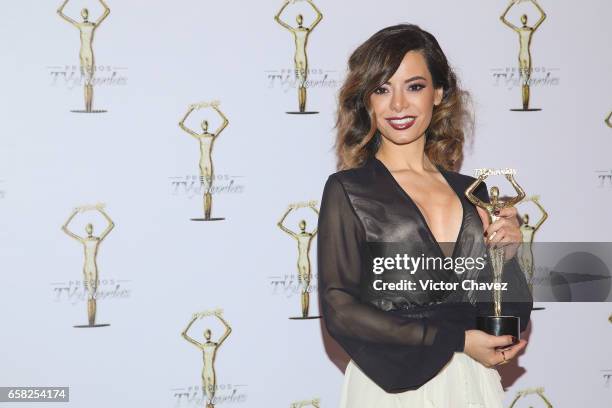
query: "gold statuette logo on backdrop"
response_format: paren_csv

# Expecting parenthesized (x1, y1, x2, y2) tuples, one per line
(274, 0, 323, 114)
(465, 169, 526, 341)
(179, 101, 229, 222)
(277, 201, 320, 319)
(181, 309, 232, 408)
(61, 203, 115, 327)
(509, 387, 553, 408)
(518, 195, 548, 294)
(500, 0, 546, 111)
(57, 0, 110, 113)
(290, 398, 320, 408)
(605, 112, 612, 128)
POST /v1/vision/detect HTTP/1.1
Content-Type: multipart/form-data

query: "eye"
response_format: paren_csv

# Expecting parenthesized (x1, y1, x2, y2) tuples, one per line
(372, 86, 388, 95)
(408, 83, 426, 92)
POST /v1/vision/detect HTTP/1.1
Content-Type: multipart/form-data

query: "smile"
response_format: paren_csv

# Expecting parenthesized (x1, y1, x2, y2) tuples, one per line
(386, 116, 416, 130)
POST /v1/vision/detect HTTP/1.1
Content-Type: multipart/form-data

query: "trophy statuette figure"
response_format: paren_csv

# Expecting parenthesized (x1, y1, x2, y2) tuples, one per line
(57, 0, 110, 113)
(290, 398, 321, 408)
(181, 309, 232, 408)
(518, 195, 548, 293)
(274, 0, 323, 114)
(465, 169, 527, 340)
(277, 201, 320, 319)
(178, 101, 229, 222)
(500, 0, 546, 111)
(61, 203, 114, 328)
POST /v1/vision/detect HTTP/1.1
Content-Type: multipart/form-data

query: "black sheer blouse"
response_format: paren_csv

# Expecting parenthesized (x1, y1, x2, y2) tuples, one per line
(317, 156, 532, 393)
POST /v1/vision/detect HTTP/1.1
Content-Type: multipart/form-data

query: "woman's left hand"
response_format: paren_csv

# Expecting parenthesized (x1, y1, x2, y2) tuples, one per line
(476, 206, 522, 261)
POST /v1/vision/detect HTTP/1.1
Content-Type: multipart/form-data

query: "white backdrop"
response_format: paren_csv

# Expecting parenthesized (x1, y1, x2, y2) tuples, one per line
(0, 0, 611, 407)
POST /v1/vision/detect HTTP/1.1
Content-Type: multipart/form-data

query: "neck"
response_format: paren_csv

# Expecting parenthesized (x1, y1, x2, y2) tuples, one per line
(374, 133, 433, 173)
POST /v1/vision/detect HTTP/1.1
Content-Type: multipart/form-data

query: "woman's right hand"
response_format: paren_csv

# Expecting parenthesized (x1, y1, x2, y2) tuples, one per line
(463, 329, 527, 367)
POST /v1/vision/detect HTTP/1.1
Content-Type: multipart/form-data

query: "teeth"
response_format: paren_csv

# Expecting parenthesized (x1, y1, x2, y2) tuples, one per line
(388, 117, 415, 125)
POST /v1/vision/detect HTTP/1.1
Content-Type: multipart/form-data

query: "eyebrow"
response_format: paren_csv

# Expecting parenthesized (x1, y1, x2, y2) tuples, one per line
(383, 76, 427, 85)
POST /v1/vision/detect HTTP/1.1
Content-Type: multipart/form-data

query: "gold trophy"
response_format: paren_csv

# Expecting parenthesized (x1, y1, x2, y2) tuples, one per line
(61, 203, 115, 328)
(465, 169, 526, 339)
(518, 195, 548, 294)
(500, 0, 546, 111)
(277, 201, 320, 319)
(57, 0, 110, 113)
(290, 398, 321, 408)
(181, 309, 232, 408)
(605, 112, 612, 128)
(179, 101, 229, 222)
(274, 0, 323, 114)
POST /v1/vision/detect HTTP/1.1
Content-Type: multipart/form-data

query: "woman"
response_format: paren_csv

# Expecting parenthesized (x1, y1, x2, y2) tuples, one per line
(317, 24, 532, 407)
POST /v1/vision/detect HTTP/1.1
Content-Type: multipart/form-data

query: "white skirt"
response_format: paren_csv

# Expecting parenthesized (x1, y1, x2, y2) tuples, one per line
(339, 352, 504, 408)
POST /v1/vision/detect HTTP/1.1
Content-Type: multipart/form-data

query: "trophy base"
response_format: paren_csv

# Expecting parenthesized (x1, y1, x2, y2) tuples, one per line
(285, 111, 319, 115)
(73, 323, 111, 328)
(509, 108, 542, 112)
(476, 316, 519, 340)
(190, 217, 225, 221)
(289, 315, 321, 320)
(70, 109, 107, 113)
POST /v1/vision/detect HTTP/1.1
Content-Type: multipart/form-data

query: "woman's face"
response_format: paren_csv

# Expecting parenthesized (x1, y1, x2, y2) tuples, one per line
(369, 50, 443, 146)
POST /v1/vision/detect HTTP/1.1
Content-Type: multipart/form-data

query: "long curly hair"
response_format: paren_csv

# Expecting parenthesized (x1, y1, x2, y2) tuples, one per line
(334, 24, 473, 171)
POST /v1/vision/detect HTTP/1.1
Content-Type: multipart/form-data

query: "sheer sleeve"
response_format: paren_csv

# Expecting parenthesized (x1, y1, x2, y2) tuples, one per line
(317, 175, 473, 392)
(474, 181, 533, 333)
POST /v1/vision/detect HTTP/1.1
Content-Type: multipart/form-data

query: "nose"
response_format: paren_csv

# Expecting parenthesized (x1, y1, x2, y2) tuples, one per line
(390, 90, 407, 113)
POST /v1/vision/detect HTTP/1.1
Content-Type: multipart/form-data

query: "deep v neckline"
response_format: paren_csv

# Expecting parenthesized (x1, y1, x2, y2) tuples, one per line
(373, 157, 466, 259)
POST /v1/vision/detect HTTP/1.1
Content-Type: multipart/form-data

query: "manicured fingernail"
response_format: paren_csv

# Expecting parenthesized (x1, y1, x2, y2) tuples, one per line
(484, 231, 488, 237)
(494, 210, 500, 215)
(511, 336, 518, 343)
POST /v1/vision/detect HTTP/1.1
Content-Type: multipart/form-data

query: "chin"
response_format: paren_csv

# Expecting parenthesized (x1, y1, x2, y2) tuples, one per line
(380, 126, 424, 145)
